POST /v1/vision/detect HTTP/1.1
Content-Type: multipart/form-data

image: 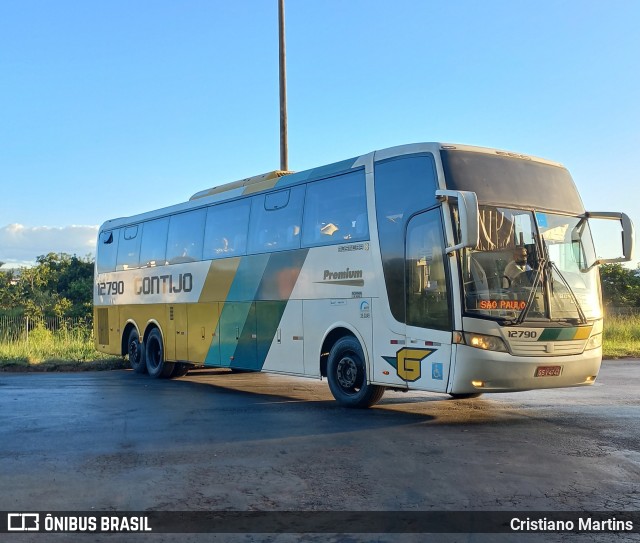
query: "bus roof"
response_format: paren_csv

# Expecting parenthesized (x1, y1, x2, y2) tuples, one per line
(189, 170, 294, 201)
(99, 142, 566, 232)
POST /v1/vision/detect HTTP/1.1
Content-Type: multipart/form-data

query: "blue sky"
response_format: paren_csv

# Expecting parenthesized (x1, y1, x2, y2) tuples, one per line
(1, 0, 638, 267)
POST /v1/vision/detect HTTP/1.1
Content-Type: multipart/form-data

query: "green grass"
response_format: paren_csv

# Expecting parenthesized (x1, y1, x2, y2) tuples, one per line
(0, 324, 125, 371)
(0, 315, 638, 372)
(603, 314, 640, 359)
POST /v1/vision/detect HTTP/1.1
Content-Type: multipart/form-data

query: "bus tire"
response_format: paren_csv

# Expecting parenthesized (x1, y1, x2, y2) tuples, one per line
(127, 328, 147, 374)
(327, 336, 384, 408)
(145, 328, 175, 379)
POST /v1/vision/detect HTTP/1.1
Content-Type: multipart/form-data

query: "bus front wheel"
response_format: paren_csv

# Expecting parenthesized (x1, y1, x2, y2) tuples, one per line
(145, 328, 175, 378)
(327, 336, 384, 408)
(127, 328, 147, 374)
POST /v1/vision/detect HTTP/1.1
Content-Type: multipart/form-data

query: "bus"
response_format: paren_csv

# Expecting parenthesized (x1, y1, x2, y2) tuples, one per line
(94, 142, 634, 408)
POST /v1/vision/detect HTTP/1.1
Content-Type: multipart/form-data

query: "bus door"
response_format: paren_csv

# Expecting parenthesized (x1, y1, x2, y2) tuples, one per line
(403, 209, 453, 392)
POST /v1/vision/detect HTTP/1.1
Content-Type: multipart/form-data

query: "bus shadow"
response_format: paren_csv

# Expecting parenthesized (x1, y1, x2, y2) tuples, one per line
(120, 369, 537, 443)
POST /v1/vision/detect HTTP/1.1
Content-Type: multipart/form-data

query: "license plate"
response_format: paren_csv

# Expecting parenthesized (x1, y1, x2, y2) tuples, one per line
(535, 365, 561, 377)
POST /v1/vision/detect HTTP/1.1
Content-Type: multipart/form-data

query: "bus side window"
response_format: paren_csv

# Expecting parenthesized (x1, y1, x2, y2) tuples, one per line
(374, 154, 438, 323)
(248, 186, 304, 254)
(139, 217, 169, 267)
(116, 225, 141, 271)
(97, 229, 120, 273)
(203, 199, 251, 259)
(301, 170, 368, 247)
(166, 209, 206, 265)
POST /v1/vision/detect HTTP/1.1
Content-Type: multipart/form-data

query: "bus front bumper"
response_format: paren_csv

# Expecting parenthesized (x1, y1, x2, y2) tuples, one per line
(448, 345, 602, 394)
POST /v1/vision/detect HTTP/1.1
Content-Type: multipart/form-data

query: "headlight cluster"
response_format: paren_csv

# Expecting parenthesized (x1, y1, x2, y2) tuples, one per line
(584, 333, 602, 351)
(463, 332, 508, 353)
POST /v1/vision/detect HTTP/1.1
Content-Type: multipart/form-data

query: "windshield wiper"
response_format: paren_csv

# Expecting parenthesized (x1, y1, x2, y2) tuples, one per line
(549, 260, 588, 325)
(503, 256, 547, 327)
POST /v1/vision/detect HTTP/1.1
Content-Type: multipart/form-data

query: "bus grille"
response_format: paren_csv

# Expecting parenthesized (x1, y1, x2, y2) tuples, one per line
(508, 339, 586, 356)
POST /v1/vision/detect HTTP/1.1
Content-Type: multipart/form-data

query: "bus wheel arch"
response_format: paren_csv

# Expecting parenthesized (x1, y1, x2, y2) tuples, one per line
(321, 327, 384, 408)
(320, 325, 368, 377)
(143, 323, 175, 379)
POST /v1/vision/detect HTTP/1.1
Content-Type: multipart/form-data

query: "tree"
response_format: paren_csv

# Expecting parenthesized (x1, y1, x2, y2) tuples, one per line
(0, 253, 94, 320)
(599, 263, 640, 309)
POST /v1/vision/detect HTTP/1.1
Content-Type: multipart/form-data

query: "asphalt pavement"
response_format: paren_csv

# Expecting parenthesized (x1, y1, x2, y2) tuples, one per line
(1, 359, 639, 543)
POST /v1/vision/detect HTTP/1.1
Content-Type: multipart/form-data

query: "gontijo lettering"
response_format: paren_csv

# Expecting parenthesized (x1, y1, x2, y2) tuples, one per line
(134, 273, 193, 295)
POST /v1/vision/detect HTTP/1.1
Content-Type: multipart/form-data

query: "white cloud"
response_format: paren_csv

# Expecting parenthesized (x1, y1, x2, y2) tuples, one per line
(0, 224, 98, 268)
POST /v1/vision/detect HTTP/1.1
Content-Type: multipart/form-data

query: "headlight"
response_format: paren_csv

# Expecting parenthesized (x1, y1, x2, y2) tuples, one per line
(585, 333, 602, 351)
(463, 332, 508, 353)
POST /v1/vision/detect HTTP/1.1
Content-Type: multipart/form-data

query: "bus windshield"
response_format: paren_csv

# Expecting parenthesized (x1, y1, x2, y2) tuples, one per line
(460, 207, 602, 322)
(538, 212, 601, 320)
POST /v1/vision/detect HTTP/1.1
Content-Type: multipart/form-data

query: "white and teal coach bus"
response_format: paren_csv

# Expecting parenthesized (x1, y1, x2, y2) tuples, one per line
(94, 142, 634, 407)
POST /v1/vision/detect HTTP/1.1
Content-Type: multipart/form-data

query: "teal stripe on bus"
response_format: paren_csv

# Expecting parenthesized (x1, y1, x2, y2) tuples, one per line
(225, 253, 271, 301)
(204, 254, 269, 367)
(205, 249, 309, 370)
(232, 249, 308, 370)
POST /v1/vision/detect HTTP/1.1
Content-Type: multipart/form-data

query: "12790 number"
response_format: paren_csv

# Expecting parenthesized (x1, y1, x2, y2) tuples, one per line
(97, 281, 124, 296)
(507, 330, 538, 339)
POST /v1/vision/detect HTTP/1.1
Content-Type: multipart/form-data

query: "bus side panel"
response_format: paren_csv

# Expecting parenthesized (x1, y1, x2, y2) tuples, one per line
(165, 304, 188, 361)
(371, 298, 408, 388)
(207, 250, 309, 370)
(187, 302, 220, 365)
(94, 306, 121, 356)
(219, 302, 256, 369)
(402, 325, 452, 393)
(260, 300, 304, 375)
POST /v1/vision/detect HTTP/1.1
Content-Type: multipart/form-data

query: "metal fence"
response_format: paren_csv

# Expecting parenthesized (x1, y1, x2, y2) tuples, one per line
(0, 315, 91, 343)
(605, 306, 640, 317)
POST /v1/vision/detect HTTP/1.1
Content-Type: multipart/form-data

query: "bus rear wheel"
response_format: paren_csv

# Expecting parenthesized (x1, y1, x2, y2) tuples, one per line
(145, 328, 175, 378)
(327, 336, 384, 408)
(127, 328, 147, 374)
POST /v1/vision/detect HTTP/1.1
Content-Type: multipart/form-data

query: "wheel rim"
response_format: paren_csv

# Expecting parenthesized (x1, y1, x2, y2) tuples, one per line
(128, 338, 139, 364)
(336, 354, 363, 393)
(147, 337, 162, 371)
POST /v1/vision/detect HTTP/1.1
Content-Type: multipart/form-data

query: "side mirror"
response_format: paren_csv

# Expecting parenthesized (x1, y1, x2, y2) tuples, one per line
(436, 189, 479, 253)
(587, 211, 635, 264)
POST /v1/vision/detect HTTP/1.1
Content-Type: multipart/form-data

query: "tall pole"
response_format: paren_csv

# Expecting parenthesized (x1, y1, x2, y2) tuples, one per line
(278, 0, 288, 171)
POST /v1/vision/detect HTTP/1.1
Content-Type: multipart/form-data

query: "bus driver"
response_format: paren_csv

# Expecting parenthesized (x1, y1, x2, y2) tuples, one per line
(503, 246, 532, 287)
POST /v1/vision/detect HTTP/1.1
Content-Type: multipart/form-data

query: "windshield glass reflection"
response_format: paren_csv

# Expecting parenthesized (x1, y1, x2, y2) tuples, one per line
(537, 212, 601, 320)
(461, 207, 601, 321)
